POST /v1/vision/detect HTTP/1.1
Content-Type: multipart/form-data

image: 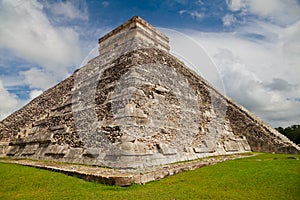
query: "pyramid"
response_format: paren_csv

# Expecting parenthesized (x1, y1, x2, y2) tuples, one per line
(0, 16, 299, 169)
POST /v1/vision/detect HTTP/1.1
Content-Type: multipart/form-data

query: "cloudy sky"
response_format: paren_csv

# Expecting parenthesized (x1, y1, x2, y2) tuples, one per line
(0, 0, 299, 128)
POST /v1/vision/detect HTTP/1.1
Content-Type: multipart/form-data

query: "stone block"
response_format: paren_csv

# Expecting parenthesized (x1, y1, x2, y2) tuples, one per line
(150, 119, 165, 128)
(0, 142, 9, 155)
(155, 85, 170, 93)
(224, 140, 240, 152)
(21, 144, 39, 156)
(193, 147, 214, 153)
(120, 141, 153, 155)
(139, 173, 155, 184)
(184, 147, 194, 153)
(158, 143, 177, 155)
(114, 176, 133, 187)
(83, 148, 101, 158)
(135, 118, 149, 126)
(65, 148, 83, 158)
(45, 145, 67, 155)
(153, 92, 165, 101)
(135, 88, 145, 97)
(50, 125, 66, 131)
(120, 135, 135, 143)
(240, 139, 251, 151)
(6, 146, 20, 156)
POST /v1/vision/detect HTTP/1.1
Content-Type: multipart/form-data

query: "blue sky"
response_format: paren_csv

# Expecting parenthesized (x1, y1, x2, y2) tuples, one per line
(0, 0, 300, 127)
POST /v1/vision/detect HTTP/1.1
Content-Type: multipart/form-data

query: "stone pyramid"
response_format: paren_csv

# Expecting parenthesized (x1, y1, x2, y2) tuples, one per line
(0, 16, 299, 169)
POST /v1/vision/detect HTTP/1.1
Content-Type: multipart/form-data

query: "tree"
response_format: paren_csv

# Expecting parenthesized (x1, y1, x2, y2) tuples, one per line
(276, 125, 300, 145)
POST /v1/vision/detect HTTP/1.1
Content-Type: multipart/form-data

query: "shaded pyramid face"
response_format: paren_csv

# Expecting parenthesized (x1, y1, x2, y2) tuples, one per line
(0, 16, 299, 169)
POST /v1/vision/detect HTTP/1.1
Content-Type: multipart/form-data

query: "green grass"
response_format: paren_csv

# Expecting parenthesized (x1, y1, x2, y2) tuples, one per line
(0, 153, 299, 200)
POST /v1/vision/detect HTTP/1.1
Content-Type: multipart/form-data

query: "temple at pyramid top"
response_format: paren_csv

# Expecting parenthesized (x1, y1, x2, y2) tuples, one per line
(98, 16, 170, 56)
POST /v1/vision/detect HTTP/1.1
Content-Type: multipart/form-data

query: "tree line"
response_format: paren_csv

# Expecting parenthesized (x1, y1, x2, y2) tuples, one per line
(276, 125, 300, 145)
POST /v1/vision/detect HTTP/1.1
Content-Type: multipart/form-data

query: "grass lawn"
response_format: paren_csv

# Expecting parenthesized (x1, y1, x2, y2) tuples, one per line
(0, 153, 299, 200)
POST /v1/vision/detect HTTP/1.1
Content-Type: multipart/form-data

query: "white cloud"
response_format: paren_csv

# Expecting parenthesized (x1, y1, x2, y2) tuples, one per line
(226, 0, 300, 26)
(222, 14, 237, 26)
(0, 80, 19, 120)
(0, 0, 82, 73)
(227, 0, 243, 11)
(247, 0, 300, 25)
(178, 10, 205, 21)
(29, 89, 43, 100)
(264, 78, 295, 92)
(211, 36, 300, 127)
(178, 10, 205, 20)
(281, 20, 300, 65)
(101, 1, 109, 7)
(214, 49, 300, 119)
(179, 10, 187, 15)
(0, 0, 93, 121)
(190, 11, 205, 20)
(49, 1, 88, 21)
(19, 68, 58, 90)
(164, 17, 300, 127)
(196, 0, 204, 5)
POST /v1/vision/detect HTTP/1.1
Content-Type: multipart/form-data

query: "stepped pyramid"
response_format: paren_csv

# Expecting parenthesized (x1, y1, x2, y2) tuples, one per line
(0, 16, 299, 169)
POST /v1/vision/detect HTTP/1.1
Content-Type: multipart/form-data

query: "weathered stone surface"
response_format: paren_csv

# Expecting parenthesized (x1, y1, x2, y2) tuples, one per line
(21, 144, 39, 156)
(98, 16, 170, 56)
(224, 140, 240, 152)
(0, 16, 299, 172)
(158, 143, 177, 155)
(0, 142, 9, 156)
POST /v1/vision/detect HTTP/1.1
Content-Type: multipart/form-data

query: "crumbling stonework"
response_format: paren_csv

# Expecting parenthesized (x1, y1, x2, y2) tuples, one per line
(0, 16, 298, 170)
